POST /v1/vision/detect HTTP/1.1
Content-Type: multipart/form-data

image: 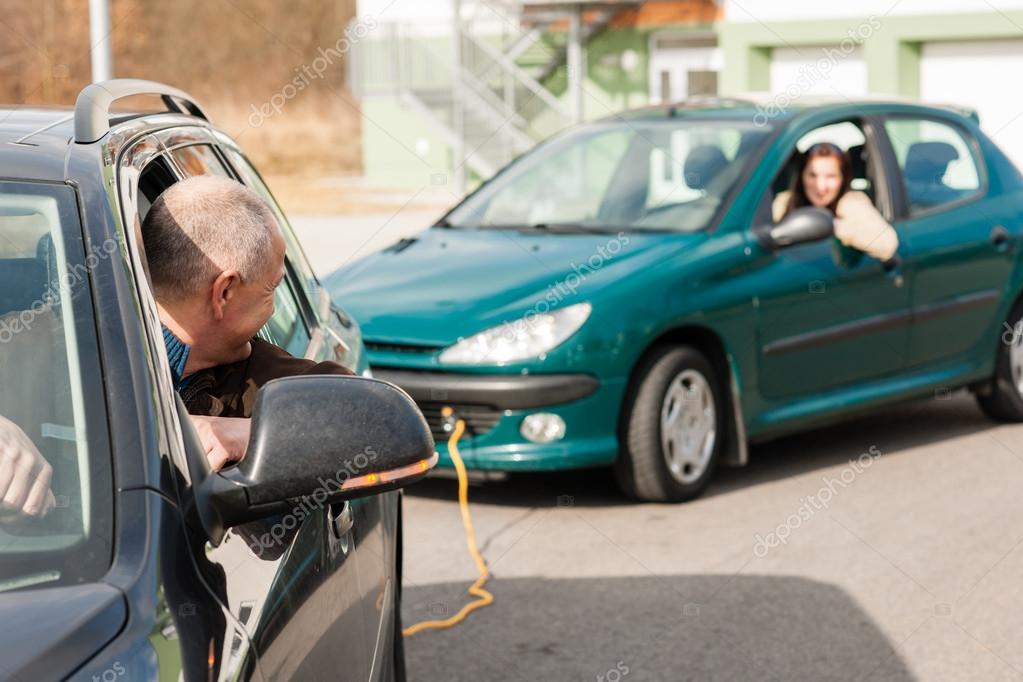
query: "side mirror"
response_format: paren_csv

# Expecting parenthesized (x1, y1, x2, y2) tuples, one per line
(186, 376, 436, 544)
(755, 206, 835, 250)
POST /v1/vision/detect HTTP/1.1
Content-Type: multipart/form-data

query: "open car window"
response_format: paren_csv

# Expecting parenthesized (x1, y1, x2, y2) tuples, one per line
(768, 120, 886, 224)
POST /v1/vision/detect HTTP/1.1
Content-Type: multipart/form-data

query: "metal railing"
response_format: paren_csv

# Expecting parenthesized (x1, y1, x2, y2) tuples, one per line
(347, 17, 574, 182)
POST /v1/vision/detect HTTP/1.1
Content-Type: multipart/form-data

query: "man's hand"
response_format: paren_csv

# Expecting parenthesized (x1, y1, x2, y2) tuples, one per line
(190, 415, 251, 471)
(0, 416, 55, 519)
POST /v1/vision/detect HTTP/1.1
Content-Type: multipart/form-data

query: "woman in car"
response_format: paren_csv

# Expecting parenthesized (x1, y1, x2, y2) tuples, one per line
(772, 142, 899, 263)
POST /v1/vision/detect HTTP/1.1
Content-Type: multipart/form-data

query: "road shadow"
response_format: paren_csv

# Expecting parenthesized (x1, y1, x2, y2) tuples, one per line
(402, 574, 913, 682)
(403, 391, 1000, 508)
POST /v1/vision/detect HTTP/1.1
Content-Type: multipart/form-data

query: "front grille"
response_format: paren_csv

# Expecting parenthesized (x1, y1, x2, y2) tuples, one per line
(416, 401, 503, 441)
(365, 340, 443, 354)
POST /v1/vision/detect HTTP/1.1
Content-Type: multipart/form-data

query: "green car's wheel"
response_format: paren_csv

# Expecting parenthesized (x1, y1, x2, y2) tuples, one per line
(615, 345, 724, 502)
(977, 303, 1023, 421)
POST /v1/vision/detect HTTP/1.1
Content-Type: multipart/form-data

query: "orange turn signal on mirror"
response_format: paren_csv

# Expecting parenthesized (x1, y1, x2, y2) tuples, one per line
(338, 452, 439, 493)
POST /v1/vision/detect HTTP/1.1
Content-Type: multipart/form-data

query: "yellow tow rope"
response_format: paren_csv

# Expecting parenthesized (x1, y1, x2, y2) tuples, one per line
(402, 407, 494, 637)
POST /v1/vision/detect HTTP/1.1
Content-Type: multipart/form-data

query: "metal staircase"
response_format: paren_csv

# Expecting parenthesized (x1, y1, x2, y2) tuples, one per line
(347, 1, 636, 187)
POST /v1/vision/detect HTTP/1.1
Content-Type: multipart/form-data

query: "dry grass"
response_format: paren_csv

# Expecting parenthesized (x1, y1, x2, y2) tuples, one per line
(212, 93, 363, 178)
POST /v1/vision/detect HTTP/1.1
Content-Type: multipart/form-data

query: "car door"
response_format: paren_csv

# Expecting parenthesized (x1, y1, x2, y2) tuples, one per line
(752, 117, 912, 401)
(215, 143, 396, 678)
(120, 131, 375, 681)
(881, 114, 1016, 369)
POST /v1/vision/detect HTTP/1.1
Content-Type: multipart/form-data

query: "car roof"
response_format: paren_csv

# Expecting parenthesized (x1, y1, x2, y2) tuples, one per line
(0, 106, 220, 183)
(0, 107, 76, 146)
(598, 95, 979, 125)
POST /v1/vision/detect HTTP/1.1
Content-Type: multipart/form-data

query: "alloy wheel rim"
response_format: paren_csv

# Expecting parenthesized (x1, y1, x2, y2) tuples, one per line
(660, 369, 716, 485)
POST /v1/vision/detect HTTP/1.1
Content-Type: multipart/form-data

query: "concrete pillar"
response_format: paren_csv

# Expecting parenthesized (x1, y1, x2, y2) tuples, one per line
(567, 4, 584, 123)
(452, 0, 466, 192)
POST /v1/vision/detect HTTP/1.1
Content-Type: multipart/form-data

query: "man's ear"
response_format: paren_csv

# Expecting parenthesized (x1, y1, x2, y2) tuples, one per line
(210, 270, 242, 321)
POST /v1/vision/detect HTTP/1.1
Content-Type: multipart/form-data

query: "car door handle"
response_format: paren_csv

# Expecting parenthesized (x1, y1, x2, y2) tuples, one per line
(991, 225, 1012, 249)
(329, 501, 354, 539)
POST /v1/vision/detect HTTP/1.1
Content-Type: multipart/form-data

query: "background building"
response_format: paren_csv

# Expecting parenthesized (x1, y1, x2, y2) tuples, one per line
(349, 0, 1023, 189)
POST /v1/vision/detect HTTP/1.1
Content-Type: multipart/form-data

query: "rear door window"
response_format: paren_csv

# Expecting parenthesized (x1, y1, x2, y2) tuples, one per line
(0, 181, 113, 592)
(884, 117, 982, 216)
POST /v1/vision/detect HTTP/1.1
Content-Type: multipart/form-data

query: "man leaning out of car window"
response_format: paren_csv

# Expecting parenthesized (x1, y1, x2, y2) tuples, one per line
(140, 176, 352, 471)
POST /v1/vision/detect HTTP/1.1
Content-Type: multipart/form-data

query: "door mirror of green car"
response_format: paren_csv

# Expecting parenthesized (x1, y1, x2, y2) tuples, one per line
(755, 206, 835, 250)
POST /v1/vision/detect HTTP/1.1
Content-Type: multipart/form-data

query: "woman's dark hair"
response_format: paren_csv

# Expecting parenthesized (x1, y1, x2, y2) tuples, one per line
(783, 142, 852, 218)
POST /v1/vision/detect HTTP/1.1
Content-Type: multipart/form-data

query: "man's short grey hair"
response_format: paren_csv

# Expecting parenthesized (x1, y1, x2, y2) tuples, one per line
(141, 175, 281, 302)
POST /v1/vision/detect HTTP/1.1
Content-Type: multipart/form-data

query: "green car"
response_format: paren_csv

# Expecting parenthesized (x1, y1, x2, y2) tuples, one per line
(327, 98, 1023, 502)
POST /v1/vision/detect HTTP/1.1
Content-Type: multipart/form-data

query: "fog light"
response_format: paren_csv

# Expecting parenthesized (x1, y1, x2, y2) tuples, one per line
(520, 413, 566, 444)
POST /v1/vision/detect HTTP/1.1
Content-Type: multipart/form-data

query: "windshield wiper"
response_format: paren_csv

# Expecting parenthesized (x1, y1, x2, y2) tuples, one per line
(519, 223, 616, 234)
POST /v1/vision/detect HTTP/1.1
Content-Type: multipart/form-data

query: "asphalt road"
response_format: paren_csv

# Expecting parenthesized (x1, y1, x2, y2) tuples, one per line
(398, 391, 1023, 682)
(289, 212, 1023, 680)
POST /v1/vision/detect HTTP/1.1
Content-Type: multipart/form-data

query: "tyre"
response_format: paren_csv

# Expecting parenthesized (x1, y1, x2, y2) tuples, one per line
(977, 303, 1023, 421)
(614, 345, 725, 502)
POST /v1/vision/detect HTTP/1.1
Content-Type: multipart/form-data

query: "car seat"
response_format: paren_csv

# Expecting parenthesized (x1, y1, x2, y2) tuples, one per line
(683, 145, 729, 191)
(903, 141, 962, 210)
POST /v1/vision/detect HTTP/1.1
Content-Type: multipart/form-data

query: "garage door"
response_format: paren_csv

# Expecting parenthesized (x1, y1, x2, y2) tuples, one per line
(921, 40, 1023, 170)
(770, 46, 868, 99)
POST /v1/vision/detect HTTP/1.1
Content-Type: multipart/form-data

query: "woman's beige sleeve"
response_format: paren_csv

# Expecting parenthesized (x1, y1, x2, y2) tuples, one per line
(833, 191, 899, 261)
(771, 191, 791, 223)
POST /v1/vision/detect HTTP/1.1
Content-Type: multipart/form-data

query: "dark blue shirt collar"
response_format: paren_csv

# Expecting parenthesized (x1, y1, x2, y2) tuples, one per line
(162, 325, 192, 391)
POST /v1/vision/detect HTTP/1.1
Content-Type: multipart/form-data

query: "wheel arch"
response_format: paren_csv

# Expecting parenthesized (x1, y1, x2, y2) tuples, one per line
(623, 324, 749, 467)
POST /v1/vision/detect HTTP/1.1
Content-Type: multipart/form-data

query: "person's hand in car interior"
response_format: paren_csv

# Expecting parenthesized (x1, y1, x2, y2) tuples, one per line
(0, 415, 56, 520)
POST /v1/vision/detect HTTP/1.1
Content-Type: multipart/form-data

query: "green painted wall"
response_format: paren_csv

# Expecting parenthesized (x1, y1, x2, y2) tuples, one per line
(719, 10, 1023, 96)
(360, 97, 450, 188)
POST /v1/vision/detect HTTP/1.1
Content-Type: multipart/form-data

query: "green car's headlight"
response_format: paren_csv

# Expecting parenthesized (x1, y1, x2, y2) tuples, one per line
(438, 302, 592, 365)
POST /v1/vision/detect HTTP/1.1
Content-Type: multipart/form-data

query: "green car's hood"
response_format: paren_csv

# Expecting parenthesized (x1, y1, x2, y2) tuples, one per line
(325, 227, 695, 347)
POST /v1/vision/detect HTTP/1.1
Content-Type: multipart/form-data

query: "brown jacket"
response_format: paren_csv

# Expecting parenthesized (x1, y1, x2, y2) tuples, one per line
(180, 337, 353, 418)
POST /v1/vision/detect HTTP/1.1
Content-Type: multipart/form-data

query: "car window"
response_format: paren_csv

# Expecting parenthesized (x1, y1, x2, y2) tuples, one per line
(219, 147, 321, 306)
(133, 150, 314, 359)
(169, 144, 233, 178)
(884, 118, 982, 215)
(769, 120, 883, 223)
(444, 120, 772, 232)
(0, 181, 112, 592)
(482, 128, 630, 227)
(258, 273, 311, 357)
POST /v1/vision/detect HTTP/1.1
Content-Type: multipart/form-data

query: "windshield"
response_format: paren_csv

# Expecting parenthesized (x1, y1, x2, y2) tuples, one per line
(0, 181, 112, 592)
(444, 119, 772, 232)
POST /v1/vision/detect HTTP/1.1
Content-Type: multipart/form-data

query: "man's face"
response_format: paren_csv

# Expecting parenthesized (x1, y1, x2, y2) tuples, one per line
(219, 227, 286, 353)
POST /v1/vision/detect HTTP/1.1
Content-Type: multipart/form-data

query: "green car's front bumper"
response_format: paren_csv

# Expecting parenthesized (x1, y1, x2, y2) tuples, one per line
(373, 368, 626, 471)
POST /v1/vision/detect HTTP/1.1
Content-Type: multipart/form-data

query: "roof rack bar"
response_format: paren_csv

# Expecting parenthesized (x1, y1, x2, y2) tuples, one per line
(74, 79, 208, 144)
